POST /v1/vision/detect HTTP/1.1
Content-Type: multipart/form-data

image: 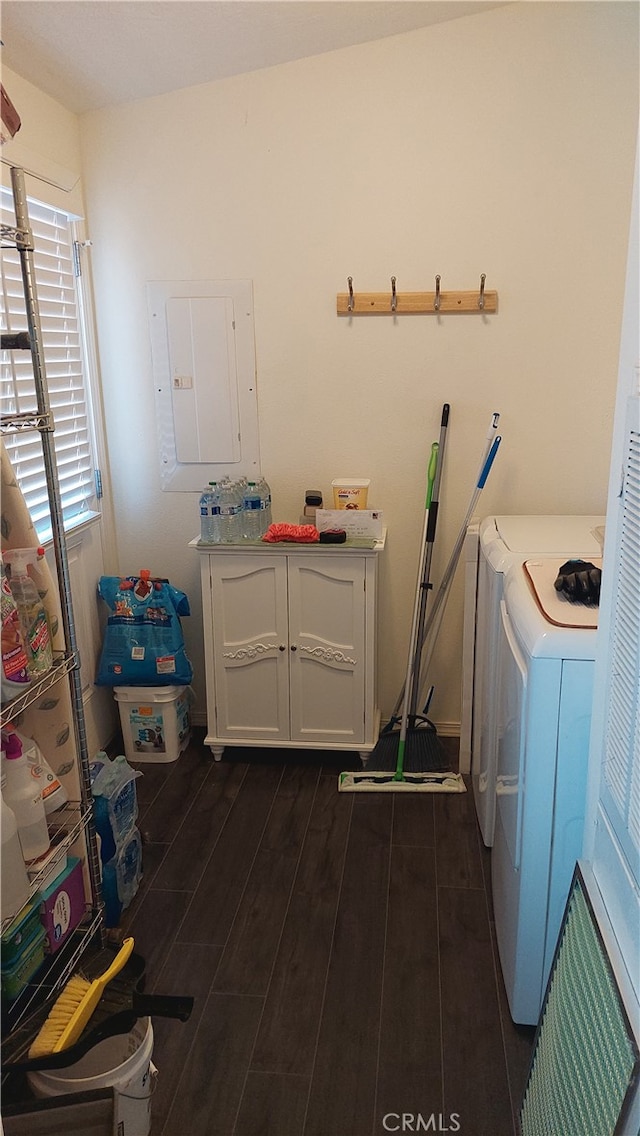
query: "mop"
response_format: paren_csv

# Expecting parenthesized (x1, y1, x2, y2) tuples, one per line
(339, 410, 502, 794)
(339, 405, 457, 792)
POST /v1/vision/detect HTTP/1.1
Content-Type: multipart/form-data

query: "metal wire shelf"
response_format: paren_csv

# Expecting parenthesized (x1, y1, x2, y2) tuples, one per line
(0, 653, 77, 728)
(1, 410, 54, 434)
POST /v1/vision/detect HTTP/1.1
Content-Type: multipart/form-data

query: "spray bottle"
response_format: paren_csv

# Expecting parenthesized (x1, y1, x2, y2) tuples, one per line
(3, 548, 53, 680)
(1, 556, 31, 700)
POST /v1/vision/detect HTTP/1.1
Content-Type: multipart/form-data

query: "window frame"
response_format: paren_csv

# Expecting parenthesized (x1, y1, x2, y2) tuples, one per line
(1, 186, 104, 544)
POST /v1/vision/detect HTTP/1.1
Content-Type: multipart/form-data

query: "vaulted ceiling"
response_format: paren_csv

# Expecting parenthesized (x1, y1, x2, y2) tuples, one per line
(1, 1, 511, 114)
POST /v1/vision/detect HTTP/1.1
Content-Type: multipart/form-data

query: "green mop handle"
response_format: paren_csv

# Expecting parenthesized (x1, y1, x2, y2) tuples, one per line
(394, 437, 441, 781)
(426, 441, 438, 508)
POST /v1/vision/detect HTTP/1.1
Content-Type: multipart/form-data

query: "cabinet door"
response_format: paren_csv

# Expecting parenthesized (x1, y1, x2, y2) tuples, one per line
(287, 555, 366, 745)
(210, 554, 289, 741)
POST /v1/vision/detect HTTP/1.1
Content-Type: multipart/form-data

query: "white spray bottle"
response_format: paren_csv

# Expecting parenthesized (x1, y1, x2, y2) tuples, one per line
(3, 548, 53, 680)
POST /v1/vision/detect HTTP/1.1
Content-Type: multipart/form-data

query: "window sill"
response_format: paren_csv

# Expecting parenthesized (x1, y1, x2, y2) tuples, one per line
(38, 510, 102, 551)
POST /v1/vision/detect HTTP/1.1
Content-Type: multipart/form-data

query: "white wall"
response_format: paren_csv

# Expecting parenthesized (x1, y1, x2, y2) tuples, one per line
(74, 1, 638, 731)
(1, 68, 85, 214)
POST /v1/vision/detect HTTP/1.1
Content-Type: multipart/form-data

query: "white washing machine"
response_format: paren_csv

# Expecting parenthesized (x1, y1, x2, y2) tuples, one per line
(491, 560, 598, 1025)
(468, 515, 604, 845)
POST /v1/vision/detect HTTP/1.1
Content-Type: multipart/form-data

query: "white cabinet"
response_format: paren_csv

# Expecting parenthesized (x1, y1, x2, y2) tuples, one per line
(192, 539, 384, 762)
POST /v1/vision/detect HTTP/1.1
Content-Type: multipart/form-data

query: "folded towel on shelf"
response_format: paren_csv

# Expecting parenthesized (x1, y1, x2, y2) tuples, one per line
(262, 523, 319, 544)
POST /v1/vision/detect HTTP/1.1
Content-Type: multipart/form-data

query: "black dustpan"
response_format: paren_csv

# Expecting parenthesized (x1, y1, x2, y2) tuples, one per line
(2, 946, 193, 1074)
(367, 714, 449, 773)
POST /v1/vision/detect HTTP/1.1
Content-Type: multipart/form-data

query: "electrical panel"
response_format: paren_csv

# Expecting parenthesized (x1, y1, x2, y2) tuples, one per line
(147, 280, 260, 490)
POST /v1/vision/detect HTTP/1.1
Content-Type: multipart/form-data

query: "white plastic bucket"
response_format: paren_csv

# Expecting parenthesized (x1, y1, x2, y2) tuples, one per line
(113, 685, 191, 763)
(28, 1017, 156, 1136)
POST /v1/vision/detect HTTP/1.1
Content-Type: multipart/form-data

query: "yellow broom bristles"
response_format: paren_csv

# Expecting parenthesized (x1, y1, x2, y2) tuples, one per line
(28, 974, 91, 1058)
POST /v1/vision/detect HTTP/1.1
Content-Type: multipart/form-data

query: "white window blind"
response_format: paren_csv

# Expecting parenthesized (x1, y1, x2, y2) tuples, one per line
(1, 187, 96, 541)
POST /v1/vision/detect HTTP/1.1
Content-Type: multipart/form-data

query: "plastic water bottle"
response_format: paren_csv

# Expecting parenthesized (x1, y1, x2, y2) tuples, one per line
(242, 482, 263, 540)
(218, 480, 243, 542)
(258, 476, 272, 530)
(199, 484, 213, 544)
(200, 482, 221, 544)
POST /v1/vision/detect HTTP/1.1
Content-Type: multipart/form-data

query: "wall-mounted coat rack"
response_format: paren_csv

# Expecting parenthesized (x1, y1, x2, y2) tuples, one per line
(337, 274, 497, 315)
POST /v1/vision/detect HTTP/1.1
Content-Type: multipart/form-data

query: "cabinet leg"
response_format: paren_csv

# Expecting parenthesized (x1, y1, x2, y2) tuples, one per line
(210, 745, 225, 762)
(359, 751, 370, 768)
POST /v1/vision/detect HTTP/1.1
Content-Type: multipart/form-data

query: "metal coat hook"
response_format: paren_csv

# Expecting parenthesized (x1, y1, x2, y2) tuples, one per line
(434, 275, 441, 312)
(390, 276, 397, 312)
(347, 276, 354, 312)
(478, 273, 486, 310)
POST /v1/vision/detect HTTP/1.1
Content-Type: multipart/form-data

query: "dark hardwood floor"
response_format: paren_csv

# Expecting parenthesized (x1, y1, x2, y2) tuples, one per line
(120, 731, 534, 1136)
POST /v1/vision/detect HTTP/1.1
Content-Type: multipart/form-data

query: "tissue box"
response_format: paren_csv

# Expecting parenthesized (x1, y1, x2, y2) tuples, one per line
(39, 857, 85, 953)
(1, 898, 42, 968)
(1, 925, 46, 1004)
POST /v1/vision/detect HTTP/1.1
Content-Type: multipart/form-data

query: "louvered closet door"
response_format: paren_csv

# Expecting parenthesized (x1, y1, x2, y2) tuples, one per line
(592, 393, 640, 1004)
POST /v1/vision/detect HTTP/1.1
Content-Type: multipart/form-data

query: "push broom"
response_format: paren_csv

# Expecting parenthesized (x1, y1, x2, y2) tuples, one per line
(388, 411, 501, 727)
(412, 419, 502, 720)
(339, 405, 465, 793)
(339, 409, 502, 793)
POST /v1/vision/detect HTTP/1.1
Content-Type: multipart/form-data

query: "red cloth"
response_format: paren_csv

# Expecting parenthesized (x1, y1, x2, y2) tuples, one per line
(262, 523, 319, 543)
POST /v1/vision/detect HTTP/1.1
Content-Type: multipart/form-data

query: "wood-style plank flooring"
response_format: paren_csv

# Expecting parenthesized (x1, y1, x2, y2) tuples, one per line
(120, 733, 534, 1136)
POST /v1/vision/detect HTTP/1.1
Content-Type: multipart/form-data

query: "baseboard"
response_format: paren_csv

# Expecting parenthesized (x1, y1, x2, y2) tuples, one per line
(188, 712, 461, 737)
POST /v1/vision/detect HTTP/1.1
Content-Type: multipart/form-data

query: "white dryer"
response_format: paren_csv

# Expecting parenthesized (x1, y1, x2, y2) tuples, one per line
(491, 561, 598, 1025)
(469, 515, 603, 846)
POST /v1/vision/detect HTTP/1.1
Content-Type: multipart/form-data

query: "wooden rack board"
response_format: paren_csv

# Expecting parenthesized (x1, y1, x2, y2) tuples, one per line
(337, 288, 498, 315)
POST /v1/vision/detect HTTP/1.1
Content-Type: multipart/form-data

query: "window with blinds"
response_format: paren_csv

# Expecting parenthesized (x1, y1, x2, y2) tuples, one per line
(1, 187, 97, 541)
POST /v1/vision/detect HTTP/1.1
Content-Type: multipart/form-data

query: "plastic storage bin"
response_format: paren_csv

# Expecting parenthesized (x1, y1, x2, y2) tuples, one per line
(114, 686, 191, 763)
(39, 856, 85, 954)
(28, 1016, 155, 1136)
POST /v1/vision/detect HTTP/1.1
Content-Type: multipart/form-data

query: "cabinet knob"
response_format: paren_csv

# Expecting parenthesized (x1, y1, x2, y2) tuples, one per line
(279, 645, 286, 651)
(290, 644, 297, 652)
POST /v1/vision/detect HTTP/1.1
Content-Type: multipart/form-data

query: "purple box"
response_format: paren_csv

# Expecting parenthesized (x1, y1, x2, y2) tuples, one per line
(39, 857, 85, 953)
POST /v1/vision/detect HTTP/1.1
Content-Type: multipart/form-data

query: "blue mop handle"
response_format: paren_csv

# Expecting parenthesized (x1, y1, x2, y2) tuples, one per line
(477, 435, 502, 489)
(417, 432, 503, 661)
